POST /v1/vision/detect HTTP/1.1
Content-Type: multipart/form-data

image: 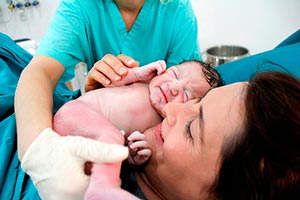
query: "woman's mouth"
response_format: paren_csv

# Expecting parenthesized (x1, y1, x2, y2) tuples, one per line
(154, 123, 164, 144)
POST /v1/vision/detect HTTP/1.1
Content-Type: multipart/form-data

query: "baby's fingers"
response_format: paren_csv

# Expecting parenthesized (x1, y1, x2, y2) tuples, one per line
(130, 140, 148, 150)
(137, 149, 151, 157)
(127, 131, 145, 141)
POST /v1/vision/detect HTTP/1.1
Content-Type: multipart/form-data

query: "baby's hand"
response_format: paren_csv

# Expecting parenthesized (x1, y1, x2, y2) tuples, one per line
(127, 131, 151, 165)
(135, 60, 166, 82)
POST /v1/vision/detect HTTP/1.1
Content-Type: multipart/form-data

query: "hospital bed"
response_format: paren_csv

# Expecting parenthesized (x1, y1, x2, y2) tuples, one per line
(0, 29, 299, 199)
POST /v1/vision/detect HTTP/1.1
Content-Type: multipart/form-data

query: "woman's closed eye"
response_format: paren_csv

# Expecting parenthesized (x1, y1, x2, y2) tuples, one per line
(185, 120, 194, 143)
(182, 91, 188, 102)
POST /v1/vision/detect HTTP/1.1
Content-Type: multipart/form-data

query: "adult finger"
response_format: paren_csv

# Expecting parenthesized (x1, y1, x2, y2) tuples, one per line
(117, 54, 139, 68)
(101, 54, 129, 77)
(69, 136, 129, 163)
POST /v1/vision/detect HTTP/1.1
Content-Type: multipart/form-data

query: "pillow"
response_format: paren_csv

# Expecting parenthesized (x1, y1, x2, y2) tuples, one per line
(216, 29, 300, 84)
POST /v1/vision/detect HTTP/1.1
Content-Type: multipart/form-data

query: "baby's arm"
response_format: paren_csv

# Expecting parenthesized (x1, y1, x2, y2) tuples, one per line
(107, 60, 166, 87)
(126, 131, 151, 166)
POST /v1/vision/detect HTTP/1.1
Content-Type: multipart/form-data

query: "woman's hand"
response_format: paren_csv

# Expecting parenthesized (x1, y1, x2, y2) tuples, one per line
(21, 128, 128, 200)
(85, 54, 139, 92)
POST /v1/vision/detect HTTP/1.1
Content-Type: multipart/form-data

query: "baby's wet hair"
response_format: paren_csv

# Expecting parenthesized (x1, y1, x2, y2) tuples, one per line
(182, 60, 224, 87)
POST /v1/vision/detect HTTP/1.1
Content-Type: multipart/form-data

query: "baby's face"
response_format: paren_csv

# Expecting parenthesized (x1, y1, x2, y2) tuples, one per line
(148, 61, 212, 116)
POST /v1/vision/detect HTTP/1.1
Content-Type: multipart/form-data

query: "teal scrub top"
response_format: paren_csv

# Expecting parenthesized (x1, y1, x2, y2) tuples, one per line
(36, 0, 201, 82)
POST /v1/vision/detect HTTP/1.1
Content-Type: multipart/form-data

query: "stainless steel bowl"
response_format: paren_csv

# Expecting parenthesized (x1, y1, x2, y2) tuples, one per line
(205, 45, 249, 67)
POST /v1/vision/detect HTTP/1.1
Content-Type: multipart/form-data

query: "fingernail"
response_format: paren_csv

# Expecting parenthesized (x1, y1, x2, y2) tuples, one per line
(114, 75, 121, 81)
(105, 80, 111, 85)
(119, 68, 127, 75)
(127, 60, 134, 65)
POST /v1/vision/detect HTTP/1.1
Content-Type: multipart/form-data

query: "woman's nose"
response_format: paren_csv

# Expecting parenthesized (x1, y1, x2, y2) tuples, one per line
(163, 102, 180, 125)
(163, 100, 198, 126)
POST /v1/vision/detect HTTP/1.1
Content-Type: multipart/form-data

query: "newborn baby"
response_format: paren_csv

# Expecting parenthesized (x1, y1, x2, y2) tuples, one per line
(53, 60, 222, 199)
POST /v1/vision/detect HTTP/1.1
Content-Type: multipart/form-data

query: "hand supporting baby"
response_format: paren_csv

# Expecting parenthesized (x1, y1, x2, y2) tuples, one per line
(84, 131, 151, 200)
(21, 128, 129, 200)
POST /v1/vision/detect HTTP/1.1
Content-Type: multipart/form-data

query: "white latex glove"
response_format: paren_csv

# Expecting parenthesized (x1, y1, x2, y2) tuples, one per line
(21, 128, 128, 200)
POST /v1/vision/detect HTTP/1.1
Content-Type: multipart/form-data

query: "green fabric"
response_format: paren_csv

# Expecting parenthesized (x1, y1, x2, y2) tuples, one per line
(216, 29, 300, 84)
(36, 0, 201, 82)
(0, 32, 79, 200)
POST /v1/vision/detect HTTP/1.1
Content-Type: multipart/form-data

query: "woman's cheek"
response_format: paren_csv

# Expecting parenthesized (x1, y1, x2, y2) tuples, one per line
(163, 138, 182, 157)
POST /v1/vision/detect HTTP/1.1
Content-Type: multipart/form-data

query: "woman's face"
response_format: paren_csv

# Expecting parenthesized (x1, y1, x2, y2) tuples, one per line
(143, 82, 247, 199)
(148, 62, 212, 116)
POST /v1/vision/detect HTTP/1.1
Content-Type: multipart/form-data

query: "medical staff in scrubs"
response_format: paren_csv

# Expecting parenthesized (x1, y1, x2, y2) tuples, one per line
(14, 0, 201, 198)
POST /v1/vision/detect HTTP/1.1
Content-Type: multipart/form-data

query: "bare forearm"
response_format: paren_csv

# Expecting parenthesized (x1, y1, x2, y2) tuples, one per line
(15, 56, 64, 160)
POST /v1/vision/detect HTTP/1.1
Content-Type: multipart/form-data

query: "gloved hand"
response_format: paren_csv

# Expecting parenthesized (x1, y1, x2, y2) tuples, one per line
(21, 128, 128, 200)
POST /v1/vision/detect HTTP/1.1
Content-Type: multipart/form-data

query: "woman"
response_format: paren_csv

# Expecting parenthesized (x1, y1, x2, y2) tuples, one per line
(15, 0, 201, 197)
(52, 71, 300, 199)
(124, 71, 299, 199)
(209, 71, 300, 199)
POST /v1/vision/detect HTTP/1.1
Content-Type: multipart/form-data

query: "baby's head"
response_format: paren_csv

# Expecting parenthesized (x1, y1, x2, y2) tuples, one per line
(149, 60, 223, 116)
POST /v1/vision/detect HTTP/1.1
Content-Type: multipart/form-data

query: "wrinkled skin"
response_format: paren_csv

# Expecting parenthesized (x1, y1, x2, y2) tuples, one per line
(53, 60, 211, 198)
(53, 61, 165, 199)
(54, 101, 138, 199)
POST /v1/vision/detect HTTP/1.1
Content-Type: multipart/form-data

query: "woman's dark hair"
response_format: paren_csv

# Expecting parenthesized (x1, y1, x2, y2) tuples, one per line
(209, 71, 300, 199)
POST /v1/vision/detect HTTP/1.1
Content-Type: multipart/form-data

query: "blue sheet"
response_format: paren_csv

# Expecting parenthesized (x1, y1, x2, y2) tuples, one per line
(0, 29, 299, 199)
(215, 29, 300, 84)
(0, 32, 79, 199)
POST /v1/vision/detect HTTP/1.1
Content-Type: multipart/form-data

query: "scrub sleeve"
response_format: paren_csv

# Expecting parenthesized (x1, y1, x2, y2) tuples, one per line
(36, 0, 201, 83)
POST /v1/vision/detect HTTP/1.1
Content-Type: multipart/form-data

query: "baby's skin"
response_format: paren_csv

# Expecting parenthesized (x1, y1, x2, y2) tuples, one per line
(53, 59, 213, 198)
(53, 61, 166, 199)
(54, 102, 139, 199)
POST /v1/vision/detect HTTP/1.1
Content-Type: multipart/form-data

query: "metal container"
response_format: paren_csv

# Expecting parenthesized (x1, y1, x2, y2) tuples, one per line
(205, 45, 249, 67)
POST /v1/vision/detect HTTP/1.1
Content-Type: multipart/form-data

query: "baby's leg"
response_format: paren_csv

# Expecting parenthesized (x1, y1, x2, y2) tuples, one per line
(84, 162, 138, 200)
(53, 99, 128, 199)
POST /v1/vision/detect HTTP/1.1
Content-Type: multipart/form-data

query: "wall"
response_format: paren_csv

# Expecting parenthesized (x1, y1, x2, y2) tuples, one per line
(0, 0, 60, 44)
(191, 0, 300, 55)
(0, 0, 299, 55)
